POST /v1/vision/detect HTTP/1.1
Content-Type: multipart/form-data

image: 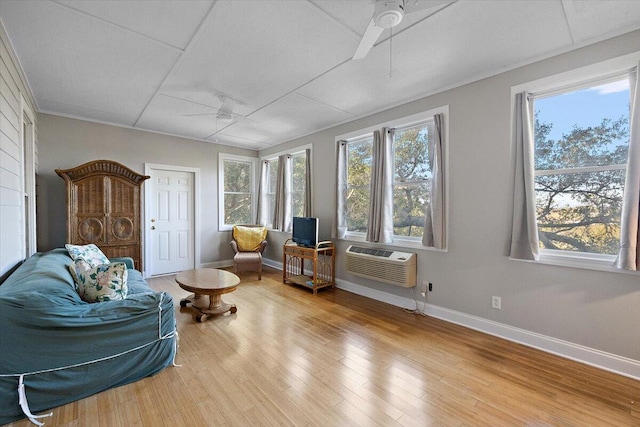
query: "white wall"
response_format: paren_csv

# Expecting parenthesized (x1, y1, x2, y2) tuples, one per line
(0, 21, 37, 278)
(36, 114, 257, 268)
(260, 30, 640, 376)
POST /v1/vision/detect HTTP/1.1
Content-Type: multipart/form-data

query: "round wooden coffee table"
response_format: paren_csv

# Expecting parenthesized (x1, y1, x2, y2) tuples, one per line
(175, 268, 240, 322)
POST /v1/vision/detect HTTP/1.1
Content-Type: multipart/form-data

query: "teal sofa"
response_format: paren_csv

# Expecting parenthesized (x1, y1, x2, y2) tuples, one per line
(0, 249, 176, 425)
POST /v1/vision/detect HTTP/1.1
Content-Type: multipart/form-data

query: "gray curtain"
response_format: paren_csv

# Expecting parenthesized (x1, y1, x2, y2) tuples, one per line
(273, 154, 292, 232)
(333, 140, 348, 239)
(304, 148, 312, 216)
(256, 160, 269, 226)
(509, 91, 539, 260)
(367, 128, 394, 243)
(615, 64, 640, 270)
(422, 114, 446, 248)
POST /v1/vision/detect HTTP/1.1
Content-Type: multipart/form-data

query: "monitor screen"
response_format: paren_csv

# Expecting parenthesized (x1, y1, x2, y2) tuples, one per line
(292, 217, 318, 247)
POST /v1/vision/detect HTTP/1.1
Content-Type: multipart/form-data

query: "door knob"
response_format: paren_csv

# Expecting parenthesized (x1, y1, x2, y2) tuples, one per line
(151, 218, 156, 223)
(151, 226, 156, 230)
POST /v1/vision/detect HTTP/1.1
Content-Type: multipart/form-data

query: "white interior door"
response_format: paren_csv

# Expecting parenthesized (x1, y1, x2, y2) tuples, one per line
(148, 168, 195, 276)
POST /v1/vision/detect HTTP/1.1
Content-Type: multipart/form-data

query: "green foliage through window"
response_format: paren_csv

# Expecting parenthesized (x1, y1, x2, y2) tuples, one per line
(533, 78, 630, 255)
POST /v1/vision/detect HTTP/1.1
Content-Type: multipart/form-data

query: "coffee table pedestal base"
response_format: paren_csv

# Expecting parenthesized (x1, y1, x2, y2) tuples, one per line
(180, 293, 237, 322)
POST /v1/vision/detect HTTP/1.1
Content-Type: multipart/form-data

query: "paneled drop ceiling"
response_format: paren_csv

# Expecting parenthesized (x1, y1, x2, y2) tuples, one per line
(1, 0, 639, 150)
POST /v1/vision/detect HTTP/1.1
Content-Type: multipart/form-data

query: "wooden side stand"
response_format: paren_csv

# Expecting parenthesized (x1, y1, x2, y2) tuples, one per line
(283, 239, 335, 294)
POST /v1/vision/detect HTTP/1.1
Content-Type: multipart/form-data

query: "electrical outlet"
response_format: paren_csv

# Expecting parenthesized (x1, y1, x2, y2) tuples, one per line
(428, 282, 433, 292)
(491, 296, 502, 310)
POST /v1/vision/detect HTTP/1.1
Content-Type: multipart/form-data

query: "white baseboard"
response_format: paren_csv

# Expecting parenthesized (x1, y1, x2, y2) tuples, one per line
(200, 260, 234, 269)
(263, 256, 640, 379)
(335, 277, 640, 380)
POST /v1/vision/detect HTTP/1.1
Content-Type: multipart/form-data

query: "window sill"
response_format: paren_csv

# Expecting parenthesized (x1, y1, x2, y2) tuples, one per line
(342, 233, 447, 253)
(511, 250, 640, 275)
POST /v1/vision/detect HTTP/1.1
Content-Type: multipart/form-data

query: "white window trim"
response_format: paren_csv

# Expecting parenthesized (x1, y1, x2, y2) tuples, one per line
(337, 105, 449, 250)
(260, 144, 312, 232)
(218, 153, 256, 231)
(20, 95, 36, 258)
(511, 52, 640, 273)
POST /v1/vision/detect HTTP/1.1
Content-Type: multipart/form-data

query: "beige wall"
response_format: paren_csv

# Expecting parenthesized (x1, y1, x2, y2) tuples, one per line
(36, 114, 257, 269)
(260, 31, 640, 369)
(0, 21, 37, 278)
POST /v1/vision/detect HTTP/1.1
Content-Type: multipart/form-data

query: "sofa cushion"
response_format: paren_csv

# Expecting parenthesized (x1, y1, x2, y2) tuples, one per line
(65, 243, 110, 267)
(74, 260, 128, 303)
(233, 225, 267, 251)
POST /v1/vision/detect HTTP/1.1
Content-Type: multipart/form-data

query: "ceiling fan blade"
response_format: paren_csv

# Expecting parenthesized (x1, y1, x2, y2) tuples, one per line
(183, 112, 217, 117)
(353, 18, 384, 60)
(403, 0, 452, 14)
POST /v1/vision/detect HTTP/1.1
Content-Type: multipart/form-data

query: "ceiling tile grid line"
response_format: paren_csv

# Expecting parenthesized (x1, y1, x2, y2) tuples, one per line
(52, 0, 188, 52)
(132, 0, 218, 128)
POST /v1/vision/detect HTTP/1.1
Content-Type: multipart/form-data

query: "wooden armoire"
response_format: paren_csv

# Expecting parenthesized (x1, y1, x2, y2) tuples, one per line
(56, 160, 149, 270)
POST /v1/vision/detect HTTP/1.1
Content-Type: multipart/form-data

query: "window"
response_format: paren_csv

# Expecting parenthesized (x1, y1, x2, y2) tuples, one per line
(291, 151, 307, 218)
(219, 154, 255, 230)
(345, 136, 372, 234)
(533, 76, 630, 256)
(393, 122, 432, 239)
(259, 148, 310, 231)
(336, 107, 448, 249)
(344, 120, 434, 241)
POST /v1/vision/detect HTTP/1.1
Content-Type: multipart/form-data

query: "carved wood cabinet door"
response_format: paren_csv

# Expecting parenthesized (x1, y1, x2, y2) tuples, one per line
(57, 160, 149, 270)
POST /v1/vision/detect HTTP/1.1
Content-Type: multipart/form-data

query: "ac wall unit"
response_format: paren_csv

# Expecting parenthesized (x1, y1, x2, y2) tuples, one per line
(345, 245, 417, 288)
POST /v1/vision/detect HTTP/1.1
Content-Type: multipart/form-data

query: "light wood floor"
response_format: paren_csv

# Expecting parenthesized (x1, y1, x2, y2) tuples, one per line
(6, 267, 640, 426)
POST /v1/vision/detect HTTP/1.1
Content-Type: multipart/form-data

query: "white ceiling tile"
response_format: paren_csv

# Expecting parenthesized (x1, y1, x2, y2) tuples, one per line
(1, 0, 181, 126)
(136, 95, 221, 140)
(563, 0, 640, 42)
(55, 0, 213, 50)
(161, 0, 360, 115)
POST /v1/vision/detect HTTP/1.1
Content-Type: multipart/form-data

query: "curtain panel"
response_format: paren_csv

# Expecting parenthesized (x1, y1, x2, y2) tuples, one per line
(273, 155, 292, 232)
(366, 128, 394, 243)
(509, 91, 540, 261)
(422, 114, 446, 248)
(615, 64, 640, 270)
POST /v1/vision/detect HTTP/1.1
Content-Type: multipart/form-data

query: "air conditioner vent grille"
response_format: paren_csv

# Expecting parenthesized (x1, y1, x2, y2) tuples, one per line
(345, 245, 416, 287)
(348, 246, 393, 257)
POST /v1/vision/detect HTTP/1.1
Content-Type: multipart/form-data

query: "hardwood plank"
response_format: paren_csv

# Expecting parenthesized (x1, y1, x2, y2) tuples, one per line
(4, 267, 640, 426)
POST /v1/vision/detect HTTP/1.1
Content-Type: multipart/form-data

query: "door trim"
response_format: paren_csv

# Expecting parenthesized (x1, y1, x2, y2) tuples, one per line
(144, 163, 200, 278)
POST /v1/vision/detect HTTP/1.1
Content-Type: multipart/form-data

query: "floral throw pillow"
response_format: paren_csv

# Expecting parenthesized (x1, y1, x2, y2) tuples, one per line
(73, 259, 128, 303)
(65, 243, 110, 267)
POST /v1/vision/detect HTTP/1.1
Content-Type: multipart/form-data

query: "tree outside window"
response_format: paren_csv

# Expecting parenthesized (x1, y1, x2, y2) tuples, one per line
(219, 154, 255, 229)
(533, 77, 630, 255)
(291, 153, 307, 218)
(346, 137, 372, 233)
(393, 122, 432, 239)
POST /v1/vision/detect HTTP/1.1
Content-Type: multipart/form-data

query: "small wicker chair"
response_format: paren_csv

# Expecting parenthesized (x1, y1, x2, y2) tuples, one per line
(230, 225, 268, 280)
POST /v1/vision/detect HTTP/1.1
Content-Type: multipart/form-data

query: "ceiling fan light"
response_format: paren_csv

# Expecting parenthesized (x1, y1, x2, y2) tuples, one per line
(374, 0, 404, 28)
(216, 112, 233, 122)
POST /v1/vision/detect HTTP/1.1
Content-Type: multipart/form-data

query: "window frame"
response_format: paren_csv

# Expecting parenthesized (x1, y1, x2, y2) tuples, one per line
(391, 120, 433, 243)
(218, 153, 256, 231)
(336, 106, 449, 251)
(260, 144, 312, 232)
(510, 53, 639, 272)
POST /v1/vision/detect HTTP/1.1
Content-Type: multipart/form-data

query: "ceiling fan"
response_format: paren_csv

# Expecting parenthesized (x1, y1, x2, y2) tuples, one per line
(353, 0, 451, 60)
(184, 95, 249, 123)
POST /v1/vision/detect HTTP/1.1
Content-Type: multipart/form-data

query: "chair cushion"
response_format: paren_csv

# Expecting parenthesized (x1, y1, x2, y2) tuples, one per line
(233, 226, 267, 251)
